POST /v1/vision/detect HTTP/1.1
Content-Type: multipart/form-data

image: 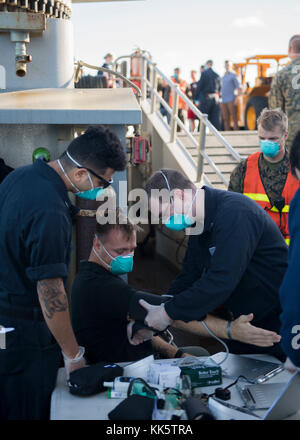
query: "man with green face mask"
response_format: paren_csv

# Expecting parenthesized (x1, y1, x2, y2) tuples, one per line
(70, 207, 198, 363)
(71, 207, 281, 364)
(229, 108, 299, 245)
(141, 168, 287, 361)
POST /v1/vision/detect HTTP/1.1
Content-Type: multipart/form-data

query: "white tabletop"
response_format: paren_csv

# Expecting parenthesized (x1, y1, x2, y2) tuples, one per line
(50, 354, 299, 420)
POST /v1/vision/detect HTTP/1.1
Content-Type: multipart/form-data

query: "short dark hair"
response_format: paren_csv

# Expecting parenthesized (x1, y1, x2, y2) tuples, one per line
(289, 130, 300, 177)
(145, 168, 193, 197)
(289, 35, 300, 54)
(95, 207, 141, 243)
(60, 126, 126, 174)
(206, 60, 213, 66)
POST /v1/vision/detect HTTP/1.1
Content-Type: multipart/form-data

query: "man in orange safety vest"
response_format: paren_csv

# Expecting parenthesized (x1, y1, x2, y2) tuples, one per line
(228, 108, 299, 245)
(169, 67, 187, 132)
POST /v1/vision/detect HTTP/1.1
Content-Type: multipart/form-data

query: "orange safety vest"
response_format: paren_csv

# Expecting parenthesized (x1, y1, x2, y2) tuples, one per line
(169, 77, 187, 109)
(243, 152, 299, 245)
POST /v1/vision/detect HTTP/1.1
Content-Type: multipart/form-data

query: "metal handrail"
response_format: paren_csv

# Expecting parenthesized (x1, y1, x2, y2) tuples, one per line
(74, 60, 142, 102)
(176, 87, 241, 162)
(113, 52, 242, 185)
(142, 57, 242, 161)
(129, 54, 242, 185)
(143, 75, 229, 185)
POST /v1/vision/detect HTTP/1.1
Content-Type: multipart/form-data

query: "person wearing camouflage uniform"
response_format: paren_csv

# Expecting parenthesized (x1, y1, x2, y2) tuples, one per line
(269, 35, 300, 151)
(228, 148, 290, 205)
(229, 108, 299, 244)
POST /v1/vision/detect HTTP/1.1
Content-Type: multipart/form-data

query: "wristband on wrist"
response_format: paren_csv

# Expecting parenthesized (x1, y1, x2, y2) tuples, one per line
(174, 348, 184, 359)
(226, 321, 232, 340)
(62, 346, 85, 364)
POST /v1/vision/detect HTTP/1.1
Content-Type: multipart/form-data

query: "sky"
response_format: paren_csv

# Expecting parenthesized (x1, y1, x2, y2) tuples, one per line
(72, 0, 300, 85)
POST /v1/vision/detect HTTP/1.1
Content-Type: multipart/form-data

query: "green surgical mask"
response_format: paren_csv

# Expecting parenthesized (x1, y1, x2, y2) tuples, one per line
(160, 170, 197, 231)
(93, 242, 133, 275)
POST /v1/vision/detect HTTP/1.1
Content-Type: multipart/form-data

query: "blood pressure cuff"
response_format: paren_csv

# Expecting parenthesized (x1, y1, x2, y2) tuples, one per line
(130, 321, 151, 339)
(128, 291, 172, 336)
(128, 290, 171, 322)
(68, 361, 123, 397)
(108, 395, 154, 420)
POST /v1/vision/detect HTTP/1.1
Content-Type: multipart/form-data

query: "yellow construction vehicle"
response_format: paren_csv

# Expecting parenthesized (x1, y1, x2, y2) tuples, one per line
(233, 55, 289, 130)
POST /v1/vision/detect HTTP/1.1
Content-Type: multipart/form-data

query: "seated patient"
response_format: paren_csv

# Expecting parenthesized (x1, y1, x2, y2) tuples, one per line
(71, 208, 181, 363)
(71, 208, 281, 364)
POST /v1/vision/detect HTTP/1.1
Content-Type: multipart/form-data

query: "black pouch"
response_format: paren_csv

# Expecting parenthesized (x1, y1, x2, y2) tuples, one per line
(68, 361, 123, 396)
(108, 395, 154, 420)
(182, 396, 215, 420)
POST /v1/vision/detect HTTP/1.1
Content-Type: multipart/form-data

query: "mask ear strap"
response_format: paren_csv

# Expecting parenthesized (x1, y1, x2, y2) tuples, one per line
(92, 246, 111, 269)
(57, 159, 80, 193)
(187, 188, 199, 216)
(160, 170, 171, 192)
(66, 151, 94, 191)
(66, 150, 82, 167)
(96, 237, 115, 261)
(87, 172, 94, 190)
(160, 170, 174, 203)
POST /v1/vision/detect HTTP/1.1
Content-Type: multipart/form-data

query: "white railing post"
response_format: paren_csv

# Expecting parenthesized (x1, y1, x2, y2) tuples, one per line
(196, 116, 207, 182)
(150, 64, 157, 114)
(0, 65, 6, 90)
(142, 56, 147, 100)
(170, 84, 179, 143)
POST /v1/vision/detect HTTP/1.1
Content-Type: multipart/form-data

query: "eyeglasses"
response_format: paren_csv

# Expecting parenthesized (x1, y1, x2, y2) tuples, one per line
(77, 167, 113, 189)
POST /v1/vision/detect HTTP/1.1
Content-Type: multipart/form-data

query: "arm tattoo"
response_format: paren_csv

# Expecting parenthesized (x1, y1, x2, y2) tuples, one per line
(37, 279, 68, 320)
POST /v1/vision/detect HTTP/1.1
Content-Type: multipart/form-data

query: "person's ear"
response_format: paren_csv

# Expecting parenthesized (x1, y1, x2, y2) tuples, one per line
(173, 188, 184, 200)
(284, 131, 289, 143)
(93, 236, 101, 252)
(295, 168, 300, 181)
(73, 167, 88, 182)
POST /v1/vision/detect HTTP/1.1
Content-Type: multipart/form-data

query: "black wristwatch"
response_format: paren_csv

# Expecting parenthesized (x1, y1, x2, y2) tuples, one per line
(174, 349, 184, 359)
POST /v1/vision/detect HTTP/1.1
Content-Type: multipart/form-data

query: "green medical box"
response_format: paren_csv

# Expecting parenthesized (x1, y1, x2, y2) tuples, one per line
(180, 364, 222, 387)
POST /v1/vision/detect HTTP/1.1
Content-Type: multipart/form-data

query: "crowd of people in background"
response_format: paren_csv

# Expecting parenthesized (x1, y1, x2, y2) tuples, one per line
(158, 59, 242, 132)
(97, 53, 119, 88)
(96, 52, 242, 132)
(97, 37, 300, 141)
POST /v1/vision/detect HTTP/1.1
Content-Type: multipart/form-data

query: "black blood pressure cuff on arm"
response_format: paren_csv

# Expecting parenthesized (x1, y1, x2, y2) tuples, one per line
(68, 361, 123, 396)
(128, 290, 171, 322)
(130, 321, 150, 338)
(128, 291, 172, 335)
